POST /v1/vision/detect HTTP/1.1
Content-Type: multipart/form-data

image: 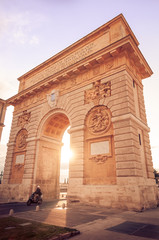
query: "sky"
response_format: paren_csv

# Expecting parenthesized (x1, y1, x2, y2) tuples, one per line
(0, 0, 159, 171)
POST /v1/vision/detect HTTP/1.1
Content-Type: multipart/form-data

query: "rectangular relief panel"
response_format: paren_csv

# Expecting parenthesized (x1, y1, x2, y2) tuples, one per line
(9, 152, 25, 184)
(84, 136, 116, 185)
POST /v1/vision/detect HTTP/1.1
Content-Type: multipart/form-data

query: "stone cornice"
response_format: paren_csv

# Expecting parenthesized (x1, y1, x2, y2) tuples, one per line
(68, 125, 85, 134)
(6, 30, 152, 106)
(0, 99, 6, 104)
(122, 37, 153, 77)
(17, 14, 139, 82)
(112, 113, 150, 132)
(38, 135, 63, 145)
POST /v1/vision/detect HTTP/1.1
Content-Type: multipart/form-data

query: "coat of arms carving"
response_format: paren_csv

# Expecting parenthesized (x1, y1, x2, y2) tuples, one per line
(47, 90, 59, 108)
(17, 110, 31, 127)
(85, 80, 111, 105)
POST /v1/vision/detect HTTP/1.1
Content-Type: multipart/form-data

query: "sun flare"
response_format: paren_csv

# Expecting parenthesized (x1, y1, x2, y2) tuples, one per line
(60, 128, 71, 183)
(61, 128, 71, 164)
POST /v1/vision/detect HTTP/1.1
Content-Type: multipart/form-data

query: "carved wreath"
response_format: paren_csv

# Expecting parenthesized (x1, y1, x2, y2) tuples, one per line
(86, 106, 111, 134)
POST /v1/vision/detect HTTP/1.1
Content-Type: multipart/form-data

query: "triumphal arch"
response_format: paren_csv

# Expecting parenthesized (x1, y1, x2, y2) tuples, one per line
(1, 14, 158, 210)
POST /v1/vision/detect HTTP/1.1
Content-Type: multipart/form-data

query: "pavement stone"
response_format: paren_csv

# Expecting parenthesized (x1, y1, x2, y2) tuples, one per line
(2, 200, 159, 240)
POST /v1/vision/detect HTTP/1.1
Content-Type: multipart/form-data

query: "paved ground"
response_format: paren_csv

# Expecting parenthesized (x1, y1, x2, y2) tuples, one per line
(1, 200, 159, 240)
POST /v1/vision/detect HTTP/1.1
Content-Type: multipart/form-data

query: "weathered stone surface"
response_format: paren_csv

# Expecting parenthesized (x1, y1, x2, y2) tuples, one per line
(1, 14, 157, 210)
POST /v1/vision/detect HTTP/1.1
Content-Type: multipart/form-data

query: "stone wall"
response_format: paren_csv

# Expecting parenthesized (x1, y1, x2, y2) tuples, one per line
(1, 14, 157, 210)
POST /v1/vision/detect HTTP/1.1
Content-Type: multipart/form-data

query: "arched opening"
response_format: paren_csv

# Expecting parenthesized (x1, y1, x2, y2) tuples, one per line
(35, 112, 70, 200)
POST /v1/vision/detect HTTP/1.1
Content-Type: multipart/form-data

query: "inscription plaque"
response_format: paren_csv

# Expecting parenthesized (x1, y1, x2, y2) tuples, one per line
(91, 141, 109, 155)
(15, 154, 25, 164)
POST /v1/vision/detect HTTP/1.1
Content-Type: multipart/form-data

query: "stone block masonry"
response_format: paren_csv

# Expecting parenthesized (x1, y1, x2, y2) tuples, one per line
(1, 14, 158, 210)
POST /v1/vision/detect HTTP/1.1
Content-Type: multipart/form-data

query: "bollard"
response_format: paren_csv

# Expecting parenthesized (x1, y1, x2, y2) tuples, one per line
(9, 209, 14, 216)
(36, 205, 39, 212)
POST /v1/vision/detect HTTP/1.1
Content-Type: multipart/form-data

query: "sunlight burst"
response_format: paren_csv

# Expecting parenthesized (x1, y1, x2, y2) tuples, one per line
(61, 128, 71, 164)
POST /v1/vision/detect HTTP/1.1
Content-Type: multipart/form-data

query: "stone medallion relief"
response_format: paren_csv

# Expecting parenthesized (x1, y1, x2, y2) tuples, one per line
(86, 105, 111, 135)
(16, 129, 28, 150)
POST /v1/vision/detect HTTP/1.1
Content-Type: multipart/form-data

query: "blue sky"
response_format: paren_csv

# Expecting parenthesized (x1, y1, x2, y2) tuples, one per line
(0, 0, 159, 169)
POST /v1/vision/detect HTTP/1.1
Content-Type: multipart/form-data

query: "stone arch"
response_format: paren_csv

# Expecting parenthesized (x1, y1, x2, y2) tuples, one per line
(2, 14, 157, 210)
(84, 105, 116, 185)
(9, 128, 28, 184)
(36, 109, 72, 140)
(33, 109, 70, 200)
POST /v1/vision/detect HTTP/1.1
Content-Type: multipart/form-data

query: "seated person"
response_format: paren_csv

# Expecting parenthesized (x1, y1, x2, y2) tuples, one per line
(34, 186, 42, 201)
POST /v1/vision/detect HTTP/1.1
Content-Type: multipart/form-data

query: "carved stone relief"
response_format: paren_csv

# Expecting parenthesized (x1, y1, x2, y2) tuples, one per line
(47, 90, 59, 108)
(86, 106, 111, 135)
(88, 138, 111, 164)
(16, 129, 28, 150)
(89, 155, 108, 164)
(9, 129, 27, 184)
(85, 80, 111, 105)
(17, 110, 31, 127)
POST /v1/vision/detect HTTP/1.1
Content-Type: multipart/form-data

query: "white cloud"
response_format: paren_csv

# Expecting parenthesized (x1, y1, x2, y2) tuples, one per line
(11, 28, 27, 44)
(0, 12, 40, 45)
(29, 35, 39, 45)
